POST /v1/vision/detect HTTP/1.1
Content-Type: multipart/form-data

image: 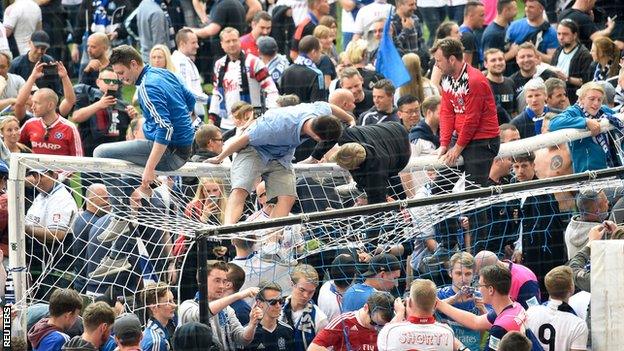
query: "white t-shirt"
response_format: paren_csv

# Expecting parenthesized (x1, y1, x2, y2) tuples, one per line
(341, 0, 357, 34)
(171, 50, 208, 117)
(377, 319, 455, 351)
(274, 0, 308, 26)
(555, 46, 579, 77)
(0, 73, 25, 99)
(3, 0, 42, 55)
(246, 209, 304, 259)
(568, 291, 591, 323)
(25, 184, 77, 232)
(353, 1, 394, 35)
(317, 280, 343, 321)
(526, 299, 589, 351)
(0, 24, 10, 56)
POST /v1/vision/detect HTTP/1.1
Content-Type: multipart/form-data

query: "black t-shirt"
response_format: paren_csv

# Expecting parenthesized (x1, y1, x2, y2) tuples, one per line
(317, 55, 336, 80)
(73, 84, 130, 156)
(245, 322, 294, 351)
(559, 9, 598, 50)
(488, 77, 517, 116)
(460, 29, 481, 67)
(482, 21, 507, 52)
(354, 90, 374, 118)
(510, 69, 558, 97)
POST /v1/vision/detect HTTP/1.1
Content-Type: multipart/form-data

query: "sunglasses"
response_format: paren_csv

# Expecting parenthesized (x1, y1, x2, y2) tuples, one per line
(259, 296, 285, 306)
(101, 78, 121, 85)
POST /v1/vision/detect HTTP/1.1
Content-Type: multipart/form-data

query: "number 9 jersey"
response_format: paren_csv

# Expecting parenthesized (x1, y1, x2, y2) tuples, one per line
(526, 300, 589, 351)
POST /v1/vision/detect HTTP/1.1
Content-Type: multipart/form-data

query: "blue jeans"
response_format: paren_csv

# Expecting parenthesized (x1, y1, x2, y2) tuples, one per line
(420, 6, 447, 46)
(93, 140, 190, 212)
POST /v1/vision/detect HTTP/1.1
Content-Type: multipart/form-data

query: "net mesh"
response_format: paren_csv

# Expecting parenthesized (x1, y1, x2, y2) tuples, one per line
(8, 125, 624, 319)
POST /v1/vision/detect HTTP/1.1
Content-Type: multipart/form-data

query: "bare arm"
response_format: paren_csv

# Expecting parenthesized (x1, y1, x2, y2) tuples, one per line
(71, 96, 116, 123)
(206, 133, 250, 163)
(14, 62, 44, 121)
(57, 63, 76, 117)
(307, 344, 329, 351)
(192, 0, 208, 23)
(25, 224, 69, 243)
(330, 103, 355, 126)
(244, 0, 262, 23)
(193, 23, 222, 39)
(0, 98, 16, 111)
(436, 298, 492, 331)
(141, 142, 168, 188)
(208, 287, 259, 315)
(539, 48, 556, 64)
(4, 27, 13, 38)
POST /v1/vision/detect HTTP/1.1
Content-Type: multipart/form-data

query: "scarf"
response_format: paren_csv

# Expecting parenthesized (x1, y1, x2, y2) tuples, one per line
(525, 106, 549, 136)
(594, 60, 612, 81)
(282, 297, 317, 351)
(294, 54, 317, 69)
(217, 52, 251, 111)
(577, 102, 624, 167)
(91, 0, 112, 33)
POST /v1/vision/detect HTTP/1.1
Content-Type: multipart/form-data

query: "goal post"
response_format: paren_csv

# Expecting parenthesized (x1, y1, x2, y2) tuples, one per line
(5, 120, 624, 344)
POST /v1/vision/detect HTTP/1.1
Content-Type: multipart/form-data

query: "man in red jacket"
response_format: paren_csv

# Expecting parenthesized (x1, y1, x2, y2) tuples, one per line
(432, 38, 500, 189)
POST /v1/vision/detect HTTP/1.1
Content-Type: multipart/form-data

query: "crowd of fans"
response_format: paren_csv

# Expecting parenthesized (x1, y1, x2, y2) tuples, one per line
(0, 0, 624, 349)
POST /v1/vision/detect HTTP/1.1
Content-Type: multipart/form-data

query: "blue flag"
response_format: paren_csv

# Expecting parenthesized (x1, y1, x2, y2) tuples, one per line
(375, 10, 410, 88)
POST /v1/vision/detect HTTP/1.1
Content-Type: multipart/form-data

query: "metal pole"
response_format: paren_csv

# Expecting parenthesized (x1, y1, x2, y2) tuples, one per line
(196, 166, 624, 237)
(196, 233, 209, 325)
(7, 154, 27, 343)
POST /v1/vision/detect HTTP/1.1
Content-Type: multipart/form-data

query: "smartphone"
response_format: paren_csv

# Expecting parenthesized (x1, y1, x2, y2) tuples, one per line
(42, 62, 58, 76)
(461, 286, 476, 296)
(208, 195, 220, 206)
(104, 89, 118, 97)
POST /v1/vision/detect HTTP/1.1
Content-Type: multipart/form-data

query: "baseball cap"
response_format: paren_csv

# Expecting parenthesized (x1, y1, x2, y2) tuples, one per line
(113, 313, 142, 343)
(257, 36, 278, 56)
(329, 254, 357, 283)
(362, 253, 401, 277)
(30, 31, 50, 49)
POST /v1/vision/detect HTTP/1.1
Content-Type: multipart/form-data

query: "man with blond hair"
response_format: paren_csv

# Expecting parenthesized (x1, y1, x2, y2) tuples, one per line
(304, 121, 410, 204)
(378, 279, 462, 351)
(526, 266, 588, 351)
(549, 81, 623, 172)
(280, 264, 328, 351)
(510, 77, 550, 139)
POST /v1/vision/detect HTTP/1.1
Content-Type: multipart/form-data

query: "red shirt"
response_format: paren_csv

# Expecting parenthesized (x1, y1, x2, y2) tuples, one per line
(240, 33, 260, 57)
(439, 63, 499, 148)
(312, 311, 378, 351)
(20, 116, 83, 156)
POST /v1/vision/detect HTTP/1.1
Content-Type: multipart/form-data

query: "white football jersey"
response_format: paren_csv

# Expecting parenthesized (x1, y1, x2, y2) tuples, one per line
(377, 318, 454, 351)
(526, 300, 588, 351)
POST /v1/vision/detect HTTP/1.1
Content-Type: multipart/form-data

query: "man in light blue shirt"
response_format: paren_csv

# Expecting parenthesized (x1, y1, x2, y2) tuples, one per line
(208, 101, 354, 225)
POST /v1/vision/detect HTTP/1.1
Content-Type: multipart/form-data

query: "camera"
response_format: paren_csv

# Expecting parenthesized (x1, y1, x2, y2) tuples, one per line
(42, 62, 58, 76)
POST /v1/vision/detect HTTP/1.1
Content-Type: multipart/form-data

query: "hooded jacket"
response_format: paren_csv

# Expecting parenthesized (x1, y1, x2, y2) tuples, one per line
(564, 215, 598, 260)
(61, 336, 98, 351)
(409, 119, 440, 156)
(28, 318, 69, 351)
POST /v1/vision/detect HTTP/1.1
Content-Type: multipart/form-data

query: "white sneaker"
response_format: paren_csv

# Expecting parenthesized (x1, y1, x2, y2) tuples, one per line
(89, 256, 131, 278)
(97, 217, 130, 243)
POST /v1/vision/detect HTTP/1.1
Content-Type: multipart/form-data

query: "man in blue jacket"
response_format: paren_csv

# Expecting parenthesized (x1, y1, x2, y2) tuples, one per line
(549, 82, 623, 173)
(94, 45, 195, 239)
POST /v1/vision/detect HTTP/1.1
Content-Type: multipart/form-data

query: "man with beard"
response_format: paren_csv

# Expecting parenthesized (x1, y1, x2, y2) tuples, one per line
(62, 302, 115, 351)
(79, 33, 111, 88)
(544, 78, 571, 111)
(551, 19, 592, 104)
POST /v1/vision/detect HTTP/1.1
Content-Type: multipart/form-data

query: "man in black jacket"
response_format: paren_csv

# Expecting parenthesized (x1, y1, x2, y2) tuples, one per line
(305, 122, 411, 204)
(280, 35, 325, 103)
(551, 19, 592, 104)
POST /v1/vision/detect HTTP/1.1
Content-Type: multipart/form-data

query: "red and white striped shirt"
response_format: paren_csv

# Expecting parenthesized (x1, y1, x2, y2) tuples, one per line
(312, 311, 379, 351)
(20, 116, 83, 157)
